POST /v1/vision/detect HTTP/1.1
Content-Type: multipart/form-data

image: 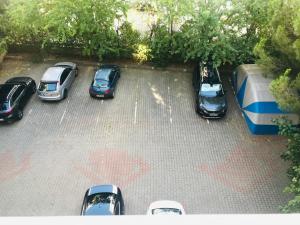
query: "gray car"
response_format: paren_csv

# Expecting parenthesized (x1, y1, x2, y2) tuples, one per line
(37, 62, 78, 101)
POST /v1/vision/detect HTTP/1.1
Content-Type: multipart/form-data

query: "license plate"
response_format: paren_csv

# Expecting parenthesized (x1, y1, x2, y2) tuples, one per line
(210, 113, 218, 116)
(96, 94, 104, 97)
(0, 118, 4, 122)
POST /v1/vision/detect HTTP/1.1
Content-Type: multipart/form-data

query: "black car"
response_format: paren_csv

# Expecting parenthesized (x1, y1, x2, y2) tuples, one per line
(0, 77, 36, 122)
(81, 184, 124, 216)
(193, 62, 227, 118)
(89, 65, 120, 98)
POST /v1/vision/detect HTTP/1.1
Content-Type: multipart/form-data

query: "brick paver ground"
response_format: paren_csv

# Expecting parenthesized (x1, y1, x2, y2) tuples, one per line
(0, 57, 290, 215)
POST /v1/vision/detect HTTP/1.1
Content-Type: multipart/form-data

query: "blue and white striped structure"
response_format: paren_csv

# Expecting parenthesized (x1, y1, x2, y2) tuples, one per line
(232, 64, 299, 135)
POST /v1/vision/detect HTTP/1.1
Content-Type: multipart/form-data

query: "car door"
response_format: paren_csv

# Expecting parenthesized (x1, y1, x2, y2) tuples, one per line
(117, 188, 124, 214)
(64, 68, 73, 89)
(60, 68, 71, 90)
(114, 201, 121, 215)
(109, 71, 116, 89)
(12, 86, 26, 110)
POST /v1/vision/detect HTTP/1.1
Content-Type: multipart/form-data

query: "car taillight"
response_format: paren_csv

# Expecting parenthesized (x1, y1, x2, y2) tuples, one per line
(105, 89, 110, 94)
(2, 108, 13, 115)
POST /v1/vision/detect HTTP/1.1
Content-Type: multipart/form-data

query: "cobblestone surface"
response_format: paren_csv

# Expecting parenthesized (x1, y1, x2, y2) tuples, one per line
(0, 58, 290, 215)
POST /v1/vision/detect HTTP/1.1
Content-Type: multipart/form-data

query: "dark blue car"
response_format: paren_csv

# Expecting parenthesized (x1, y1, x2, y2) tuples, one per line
(80, 184, 124, 216)
(89, 65, 120, 99)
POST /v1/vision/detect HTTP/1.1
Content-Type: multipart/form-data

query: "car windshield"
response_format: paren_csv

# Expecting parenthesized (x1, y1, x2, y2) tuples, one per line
(39, 82, 57, 92)
(93, 79, 108, 88)
(152, 208, 182, 215)
(95, 69, 111, 81)
(0, 101, 10, 111)
(200, 83, 223, 97)
(87, 193, 116, 207)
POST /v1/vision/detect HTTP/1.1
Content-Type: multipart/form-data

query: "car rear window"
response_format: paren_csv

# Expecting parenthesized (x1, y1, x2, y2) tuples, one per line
(0, 101, 10, 111)
(152, 208, 182, 215)
(93, 79, 108, 88)
(39, 82, 57, 92)
(87, 193, 116, 206)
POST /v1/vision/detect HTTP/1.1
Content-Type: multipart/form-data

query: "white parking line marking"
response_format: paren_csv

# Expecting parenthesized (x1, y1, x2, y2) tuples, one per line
(23, 109, 33, 125)
(134, 83, 139, 125)
(206, 119, 210, 124)
(59, 100, 70, 125)
(167, 86, 172, 124)
(134, 101, 138, 124)
(96, 110, 101, 124)
(101, 100, 104, 104)
(60, 109, 67, 125)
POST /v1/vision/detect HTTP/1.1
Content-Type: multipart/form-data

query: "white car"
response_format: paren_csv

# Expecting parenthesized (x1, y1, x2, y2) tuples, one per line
(147, 200, 186, 215)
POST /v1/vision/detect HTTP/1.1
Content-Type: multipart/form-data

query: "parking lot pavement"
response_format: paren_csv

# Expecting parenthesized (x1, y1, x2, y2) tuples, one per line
(0, 58, 290, 215)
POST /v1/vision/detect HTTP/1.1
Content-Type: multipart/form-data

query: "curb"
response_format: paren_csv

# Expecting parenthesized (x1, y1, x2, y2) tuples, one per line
(4, 54, 193, 73)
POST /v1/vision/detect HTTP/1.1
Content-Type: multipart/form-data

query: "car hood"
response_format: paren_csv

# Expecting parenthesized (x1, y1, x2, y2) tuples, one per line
(84, 203, 114, 216)
(200, 96, 226, 111)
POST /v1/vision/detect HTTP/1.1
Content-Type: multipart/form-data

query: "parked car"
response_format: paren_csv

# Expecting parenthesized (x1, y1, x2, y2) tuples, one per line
(147, 200, 186, 215)
(37, 62, 78, 101)
(81, 184, 124, 216)
(0, 77, 36, 122)
(192, 61, 227, 118)
(89, 65, 120, 98)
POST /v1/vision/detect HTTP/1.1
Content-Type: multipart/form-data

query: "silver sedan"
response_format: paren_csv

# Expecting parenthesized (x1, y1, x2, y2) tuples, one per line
(37, 62, 78, 101)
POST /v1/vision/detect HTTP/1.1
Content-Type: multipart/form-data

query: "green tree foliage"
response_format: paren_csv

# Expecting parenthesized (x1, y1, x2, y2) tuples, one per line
(3, 0, 267, 66)
(0, 0, 8, 54)
(254, 0, 300, 75)
(254, 0, 300, 213)
(276, 118, 300, 213)
(225, 0, 268, 65)
(117, 21, 141, 58)
(178, 1, 233, 66)
(5, 0, 128, 59)
(141, 0, 264, 67)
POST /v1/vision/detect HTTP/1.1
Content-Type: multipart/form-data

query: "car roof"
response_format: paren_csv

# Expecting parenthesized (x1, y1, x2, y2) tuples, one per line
(41, 67, 65, 81)
(87, 185, 118, 196)
(94, 68, 112, 81)
(0, 84, 19, 102)
(5, 76, 32, 85)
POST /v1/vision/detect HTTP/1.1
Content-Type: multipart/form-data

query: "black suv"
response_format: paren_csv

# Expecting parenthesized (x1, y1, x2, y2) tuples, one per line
(0, 77, 36, 122)
(192, 62, 227, 118)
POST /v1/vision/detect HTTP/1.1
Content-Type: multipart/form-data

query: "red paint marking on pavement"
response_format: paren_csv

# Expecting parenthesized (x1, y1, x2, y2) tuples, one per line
(198, 145, 283, 193)
(74, 150, 151, 188)
(0, 151, 31, 182)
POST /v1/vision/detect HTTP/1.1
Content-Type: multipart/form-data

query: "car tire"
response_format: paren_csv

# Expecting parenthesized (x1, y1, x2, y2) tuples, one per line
(15, 110, 23, 121)
(63, 89, 68, 99)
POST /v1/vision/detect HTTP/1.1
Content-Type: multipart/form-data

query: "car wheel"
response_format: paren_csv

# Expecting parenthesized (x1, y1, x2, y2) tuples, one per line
(63, 89, 68, 99)
(15, 110, 23, 121)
